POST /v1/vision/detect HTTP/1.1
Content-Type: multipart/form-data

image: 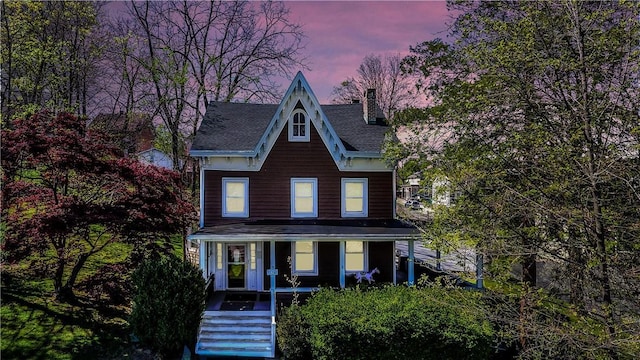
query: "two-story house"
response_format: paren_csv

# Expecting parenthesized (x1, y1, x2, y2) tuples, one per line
(188, 72, 419, 358)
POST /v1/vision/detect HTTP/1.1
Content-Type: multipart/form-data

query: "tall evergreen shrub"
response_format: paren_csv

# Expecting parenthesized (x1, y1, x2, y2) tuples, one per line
(130, 255, 205, 357)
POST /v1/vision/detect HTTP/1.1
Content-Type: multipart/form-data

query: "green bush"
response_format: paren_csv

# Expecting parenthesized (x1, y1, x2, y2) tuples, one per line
(276, 305, 312, 359)
(277, 285, 493, 360)
(129, 255, 205, 357)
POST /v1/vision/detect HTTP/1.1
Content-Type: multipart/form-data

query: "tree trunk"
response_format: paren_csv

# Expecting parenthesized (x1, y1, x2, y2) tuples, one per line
(521, 253, 536, 287)
(58, 253, 89, 303)
(521, 216, 536, 286)
(567, 227, 585, 309)
(53, 259, 65, 298)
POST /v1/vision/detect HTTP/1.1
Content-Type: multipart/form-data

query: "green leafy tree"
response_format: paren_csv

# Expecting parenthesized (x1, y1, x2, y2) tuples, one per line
(130, 255, 205, 357)
(396, 1, 640, 357)
(1, 1, 103, 120)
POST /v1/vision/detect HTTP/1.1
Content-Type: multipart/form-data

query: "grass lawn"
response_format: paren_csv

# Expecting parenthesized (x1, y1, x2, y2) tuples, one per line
(1, 235, 186, 359)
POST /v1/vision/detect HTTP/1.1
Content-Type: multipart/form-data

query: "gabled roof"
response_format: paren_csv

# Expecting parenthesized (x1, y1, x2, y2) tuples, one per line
(191, 103, 277, 152)
(190, 72, 390, 171)
(321, 104, 387, 152)
(191, 102, 388, 153)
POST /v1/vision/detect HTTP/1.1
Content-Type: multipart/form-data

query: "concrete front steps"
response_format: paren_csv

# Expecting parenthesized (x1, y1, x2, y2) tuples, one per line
(196, 310, 274, 358)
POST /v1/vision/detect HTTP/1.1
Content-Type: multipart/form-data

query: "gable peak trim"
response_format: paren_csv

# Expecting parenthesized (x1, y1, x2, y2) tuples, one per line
(197, 72, 389, 172)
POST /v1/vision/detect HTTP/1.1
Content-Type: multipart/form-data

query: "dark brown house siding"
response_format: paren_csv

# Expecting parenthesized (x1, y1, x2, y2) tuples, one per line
(262, 241, 394, 289)
(204, 124, 393, 226)
(368, 241, 394, 283)
(263, 241, 341, 290)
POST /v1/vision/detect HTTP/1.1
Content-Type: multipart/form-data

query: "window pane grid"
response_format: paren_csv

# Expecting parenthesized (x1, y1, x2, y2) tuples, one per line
(345, 241, 365, 272)
(289, 111, 309, 142)
(250, 243, 256, 270)
(222, 178, 248, 217)
(342, 179, 367, 217)
(216, 243, 223, 270)
(291, 179, 317, 217)
(294, 241, 316, 274)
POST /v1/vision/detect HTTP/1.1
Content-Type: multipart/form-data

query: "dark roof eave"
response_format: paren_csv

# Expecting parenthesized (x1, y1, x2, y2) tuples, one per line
(189, 149, 383, 158)
(190, 150, 256, 157)
(188, 233, 420, 241)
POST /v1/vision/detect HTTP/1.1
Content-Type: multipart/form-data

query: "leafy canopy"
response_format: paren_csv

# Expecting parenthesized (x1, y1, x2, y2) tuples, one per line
(395, 1, 639, 357)
(1, 111, 196, 300)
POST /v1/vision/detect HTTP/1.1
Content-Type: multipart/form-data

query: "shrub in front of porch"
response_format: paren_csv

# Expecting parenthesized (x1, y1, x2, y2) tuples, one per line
(277, 285, 493, 360)
(130, 255, 205, 357)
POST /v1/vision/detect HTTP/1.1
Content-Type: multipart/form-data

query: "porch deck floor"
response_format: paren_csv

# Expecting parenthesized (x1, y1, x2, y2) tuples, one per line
(205, 291, 271, 312)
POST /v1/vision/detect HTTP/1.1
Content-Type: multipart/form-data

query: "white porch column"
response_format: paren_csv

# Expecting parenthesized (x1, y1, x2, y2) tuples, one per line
(199, 240, 206, 279)
(269, 240, 277, 320)
(199, 160, 205, 228)
(339, 241, 345, 288)
(408, 240, 415, 286)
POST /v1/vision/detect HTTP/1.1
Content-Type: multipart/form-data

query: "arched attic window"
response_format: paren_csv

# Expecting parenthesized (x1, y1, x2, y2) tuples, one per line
(288, 107, 309, 142)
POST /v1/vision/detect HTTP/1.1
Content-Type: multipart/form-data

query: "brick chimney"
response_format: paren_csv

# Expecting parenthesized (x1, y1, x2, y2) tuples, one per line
(363, 88, 377, 124)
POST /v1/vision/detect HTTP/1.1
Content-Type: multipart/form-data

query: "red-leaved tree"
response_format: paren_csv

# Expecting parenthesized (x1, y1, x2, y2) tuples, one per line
(1, 111, 196, 301)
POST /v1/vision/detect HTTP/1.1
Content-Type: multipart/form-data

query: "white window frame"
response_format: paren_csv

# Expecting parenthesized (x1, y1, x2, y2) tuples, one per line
(341, 178, 368, 217)
(292, 240, 318, 276)
(222, 177, 249, 218)
(291, 178, 318, 218)
(288, 109, 310, 142)
(345, 241, 368, 273)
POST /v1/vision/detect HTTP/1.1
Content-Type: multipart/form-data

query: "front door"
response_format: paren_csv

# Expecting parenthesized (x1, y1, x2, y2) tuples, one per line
(227, 244, 246, 289)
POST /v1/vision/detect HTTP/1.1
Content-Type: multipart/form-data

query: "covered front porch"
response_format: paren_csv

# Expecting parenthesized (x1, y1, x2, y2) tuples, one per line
(189, 220, 420, 358)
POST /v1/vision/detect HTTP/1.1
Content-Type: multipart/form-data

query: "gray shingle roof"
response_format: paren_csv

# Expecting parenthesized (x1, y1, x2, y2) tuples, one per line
(191, 101, 389, 153)
(322, 104, 388, 152)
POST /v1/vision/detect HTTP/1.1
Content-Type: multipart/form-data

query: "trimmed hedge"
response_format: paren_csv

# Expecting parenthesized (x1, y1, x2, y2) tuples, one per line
(129, 255, 205, 357)
(277, 285, 493, 360)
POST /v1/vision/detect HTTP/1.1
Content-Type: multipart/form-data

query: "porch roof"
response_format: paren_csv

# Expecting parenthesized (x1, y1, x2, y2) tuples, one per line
(189, 219, 420, 241)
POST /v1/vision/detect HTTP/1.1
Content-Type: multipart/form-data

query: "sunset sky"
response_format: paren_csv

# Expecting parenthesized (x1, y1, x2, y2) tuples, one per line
(285, 1, 452, 102)
(106, 1, 452, 103)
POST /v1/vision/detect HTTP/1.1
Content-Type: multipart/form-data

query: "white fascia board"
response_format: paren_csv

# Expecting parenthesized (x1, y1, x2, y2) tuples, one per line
(200, 156, 261, 171)
(192, 72, 393, 172)
(339, 158, 392, 172)
(344, 151, 384, 159)
(249, 72, 348, 170)
(190, 150, 256, 157)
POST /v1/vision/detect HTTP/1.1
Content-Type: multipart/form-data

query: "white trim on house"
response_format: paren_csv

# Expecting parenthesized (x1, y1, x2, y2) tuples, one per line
(191, 72, 391, 173)
(199, 160, 205, 228)
(288, 109, 310, 142)
(292, 240, 318, 276)
(290, 178, 318, 218)
(198, 155, 390, 172)
(221, 178, 249, 218)
(341, 178, 368, 218)
(344, 240, 368, 273)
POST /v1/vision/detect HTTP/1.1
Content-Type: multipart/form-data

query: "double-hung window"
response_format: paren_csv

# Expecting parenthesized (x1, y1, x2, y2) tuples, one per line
(291, 178, 318, 217)
(293, 240, 317, 275)
(222, 178, 249, 217)
(345, 241, 366, 273)
(341, 178, 368, 217)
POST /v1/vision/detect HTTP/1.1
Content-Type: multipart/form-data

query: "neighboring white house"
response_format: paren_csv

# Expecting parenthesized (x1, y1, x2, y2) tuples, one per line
(137, 148, 173, 170)
(432, 177, 453, 206)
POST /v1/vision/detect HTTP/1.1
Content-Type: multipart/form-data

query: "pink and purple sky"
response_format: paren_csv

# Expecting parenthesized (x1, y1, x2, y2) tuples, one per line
(106, 1, 452, 103)
(285, 1, 451, 102)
